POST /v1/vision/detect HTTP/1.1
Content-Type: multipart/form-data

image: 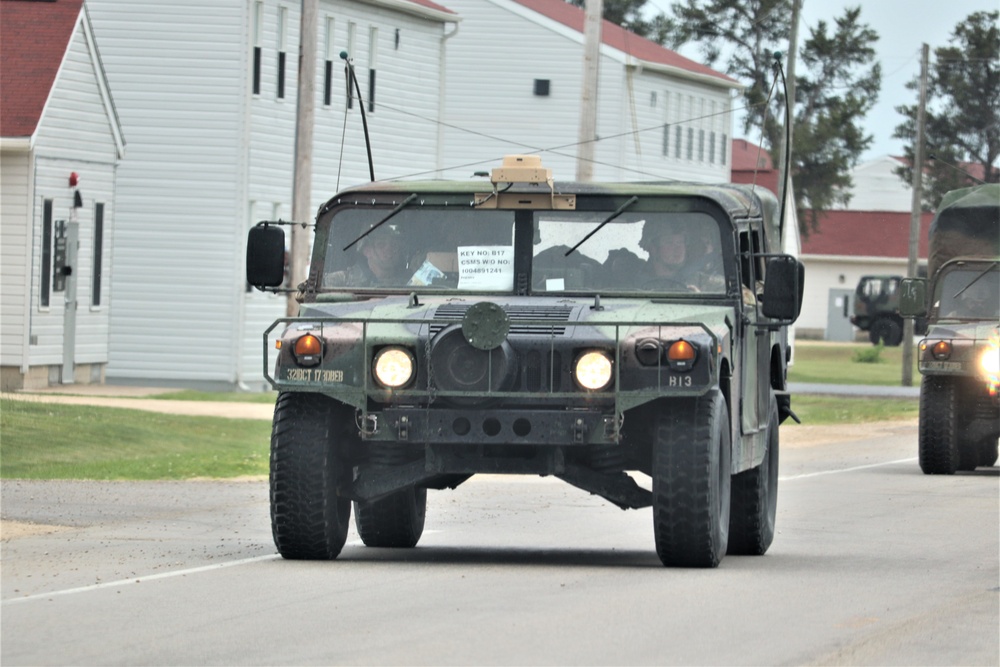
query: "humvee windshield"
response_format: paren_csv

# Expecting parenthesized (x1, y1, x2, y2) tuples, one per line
(320, 207, 726, 295)
(935, 265, 1000, 320)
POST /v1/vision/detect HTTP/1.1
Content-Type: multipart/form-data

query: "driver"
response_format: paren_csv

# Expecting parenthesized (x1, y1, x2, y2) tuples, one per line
(944, 274, 999, 318)
(326, 225, 413, 287)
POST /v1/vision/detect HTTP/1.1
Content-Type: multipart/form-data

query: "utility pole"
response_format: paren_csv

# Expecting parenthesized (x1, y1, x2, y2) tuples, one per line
(777, 0, 800, 210)
(576, 0, 602, 181)
(903, 43, 929, 387)
(289, 0, 318, 316)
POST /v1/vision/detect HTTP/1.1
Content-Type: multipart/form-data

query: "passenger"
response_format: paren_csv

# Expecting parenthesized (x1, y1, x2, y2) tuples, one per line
(637, 222, 725, 292)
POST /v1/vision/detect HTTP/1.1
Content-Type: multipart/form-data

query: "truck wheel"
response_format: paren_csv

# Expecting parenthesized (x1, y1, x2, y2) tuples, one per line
(918, 377, 960, 474)
(979, 439, 999, 467)
(270, 392, 353, 559)
(354, 487, 427, 548)
(869, 318, 902, 346)
(652, 390, 731, 568)
(728, 393, 778, 556)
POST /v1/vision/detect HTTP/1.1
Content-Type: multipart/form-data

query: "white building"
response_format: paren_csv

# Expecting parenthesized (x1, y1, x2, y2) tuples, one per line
(438, 0, 741, 183)
(85, 0, 457, 389)
(0, 0, 125, 391)
(837, 156, 912, 212)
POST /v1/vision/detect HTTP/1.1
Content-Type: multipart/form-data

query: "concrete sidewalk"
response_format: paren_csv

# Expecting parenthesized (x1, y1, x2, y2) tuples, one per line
(3, 387, 275, 421)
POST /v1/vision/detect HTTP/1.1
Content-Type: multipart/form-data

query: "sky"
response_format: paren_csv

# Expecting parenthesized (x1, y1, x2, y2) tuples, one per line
(646, 0, 998, 162)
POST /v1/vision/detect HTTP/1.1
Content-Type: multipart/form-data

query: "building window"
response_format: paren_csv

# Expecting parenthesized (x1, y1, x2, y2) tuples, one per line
(709, 132, 716, 164)
(368, 27, 378, 112)
(662, 124, 669, 157)
(650, 91, 657, 108)
(277, 6, 287, 100)
(686, 128, 694, 160)
(92, 203, 104, 307)
(40, 199, 53, 308)
(721, 134, 728, 166)
(698, 129, 705, 162)
(674, 126, 682, 158)
(323, 17, 335, 107)
(252, 2, 263, 95)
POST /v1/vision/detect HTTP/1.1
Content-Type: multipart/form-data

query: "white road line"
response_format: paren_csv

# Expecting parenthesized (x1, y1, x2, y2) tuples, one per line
(2, 554, 280, 606)
(780, 457, 918, 481)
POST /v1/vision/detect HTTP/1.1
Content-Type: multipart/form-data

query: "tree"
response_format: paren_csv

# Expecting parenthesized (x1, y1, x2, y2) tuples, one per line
(566, 0, 672, 45)
(894, 11, 1000, 209)
(662, 1, 881, 234)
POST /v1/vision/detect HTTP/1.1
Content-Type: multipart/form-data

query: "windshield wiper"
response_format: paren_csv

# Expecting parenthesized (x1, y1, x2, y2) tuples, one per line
(564, 196, 639, 257)
(952, 260, 998, 299)
(342, 193, 418, 251)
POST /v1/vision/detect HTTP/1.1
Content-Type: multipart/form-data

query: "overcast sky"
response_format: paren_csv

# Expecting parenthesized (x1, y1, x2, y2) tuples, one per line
(648, 0, 998, 162)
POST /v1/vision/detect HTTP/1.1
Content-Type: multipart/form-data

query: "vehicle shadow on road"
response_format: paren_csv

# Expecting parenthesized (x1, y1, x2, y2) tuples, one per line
(337, 545, 665, 568)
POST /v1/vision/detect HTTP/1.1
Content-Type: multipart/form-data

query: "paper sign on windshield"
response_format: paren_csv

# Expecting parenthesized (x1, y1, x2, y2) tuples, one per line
(457, 246, 514, 291)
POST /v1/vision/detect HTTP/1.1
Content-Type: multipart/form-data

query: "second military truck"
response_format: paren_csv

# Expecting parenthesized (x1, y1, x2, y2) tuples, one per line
(247, 155, 804, 567)
(901, 183, 1000, 474)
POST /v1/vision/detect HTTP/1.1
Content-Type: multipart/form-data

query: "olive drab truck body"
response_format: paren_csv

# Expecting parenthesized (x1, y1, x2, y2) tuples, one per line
(900, 183, 1000, 474)
(247, 155, 804, 567)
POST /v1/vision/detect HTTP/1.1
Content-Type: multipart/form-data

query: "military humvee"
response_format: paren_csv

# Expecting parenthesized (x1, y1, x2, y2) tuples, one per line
(851, 274, 928, 345)
(246, 155, 804, 567)
(900, 183, 1000, 474)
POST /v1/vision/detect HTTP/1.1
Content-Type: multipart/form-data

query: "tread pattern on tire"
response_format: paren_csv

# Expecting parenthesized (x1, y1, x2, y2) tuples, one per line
(919, 376, 960, 475)
(652, 390, 731, 568)
(270, 392, 352, 560)
(728, 393, 778, 556)
(354, 487, 427, 548)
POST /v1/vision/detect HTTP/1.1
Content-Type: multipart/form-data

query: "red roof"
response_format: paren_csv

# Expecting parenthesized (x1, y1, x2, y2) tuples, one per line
(730, 138, 778, 194)
(1, 0, 84, 138)
(511, 0, 737, 85)
(801, 210, 934, 259)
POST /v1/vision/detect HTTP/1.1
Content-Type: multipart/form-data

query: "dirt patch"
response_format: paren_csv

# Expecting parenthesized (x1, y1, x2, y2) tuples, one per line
(1, 520, 72, 540)
(781, 418, 917, 448)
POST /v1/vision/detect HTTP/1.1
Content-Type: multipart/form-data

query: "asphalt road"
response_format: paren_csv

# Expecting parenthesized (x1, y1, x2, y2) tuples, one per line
(2, 421, 997, 666)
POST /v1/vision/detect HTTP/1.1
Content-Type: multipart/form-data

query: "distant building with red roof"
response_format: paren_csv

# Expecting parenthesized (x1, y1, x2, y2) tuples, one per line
(439, 0, 741, 183)
(1, 0, 124, 391)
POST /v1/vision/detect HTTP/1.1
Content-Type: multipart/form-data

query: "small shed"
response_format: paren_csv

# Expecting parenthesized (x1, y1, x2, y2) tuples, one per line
(0, 0, 125, 391)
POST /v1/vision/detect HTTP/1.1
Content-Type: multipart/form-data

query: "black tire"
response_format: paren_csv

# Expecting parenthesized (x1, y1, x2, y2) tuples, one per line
(918, 376, 960, 475)
(354, 487, 427, 548)
(270, 392, 353, 559)
(728, 393, 779, 556)
(869, 318, 902, 346)
(652, 390, 731, 568)
(979, 439, 999, 468)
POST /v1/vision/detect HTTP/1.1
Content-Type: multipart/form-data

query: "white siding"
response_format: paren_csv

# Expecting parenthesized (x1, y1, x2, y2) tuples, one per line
(439, 0, 733, 183)
(798, 256, 915, 334)
(88, 0, 250, 384)
(89, 0, 451, 386)
(0, 150, 33, 368)
(839, 157, 913, 212)
(6, 19, 119, 374)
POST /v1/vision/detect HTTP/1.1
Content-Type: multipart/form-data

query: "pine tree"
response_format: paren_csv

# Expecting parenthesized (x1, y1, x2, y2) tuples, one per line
(893, 10, 1000, 209)
(660, 1, 881, 234)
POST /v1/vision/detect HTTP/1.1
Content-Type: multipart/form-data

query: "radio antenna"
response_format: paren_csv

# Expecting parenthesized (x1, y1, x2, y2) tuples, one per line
(341, 51, 376, 182)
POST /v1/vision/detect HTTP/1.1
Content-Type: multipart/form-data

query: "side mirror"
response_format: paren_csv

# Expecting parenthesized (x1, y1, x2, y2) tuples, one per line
(899, 278, 927, 318)
(246, 224, 286, 288)
(762, 255, 804, 323)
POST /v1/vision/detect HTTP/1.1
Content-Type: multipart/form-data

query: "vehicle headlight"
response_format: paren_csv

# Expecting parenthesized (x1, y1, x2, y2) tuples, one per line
(667, 339, 697, 371)
(574, 350, 613, 391)
(980, 345, 1000, 378)
(931, 341, 952, 360)
(373, 346, 415, 389)
(292, 333, 323, 367)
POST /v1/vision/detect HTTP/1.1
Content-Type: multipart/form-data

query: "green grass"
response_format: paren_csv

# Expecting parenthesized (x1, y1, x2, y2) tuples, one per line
(1, 342, 922, 480)
(788, 395, 918, 425)
(789, 341, 920, 386)
(0, 399, 270, 480)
